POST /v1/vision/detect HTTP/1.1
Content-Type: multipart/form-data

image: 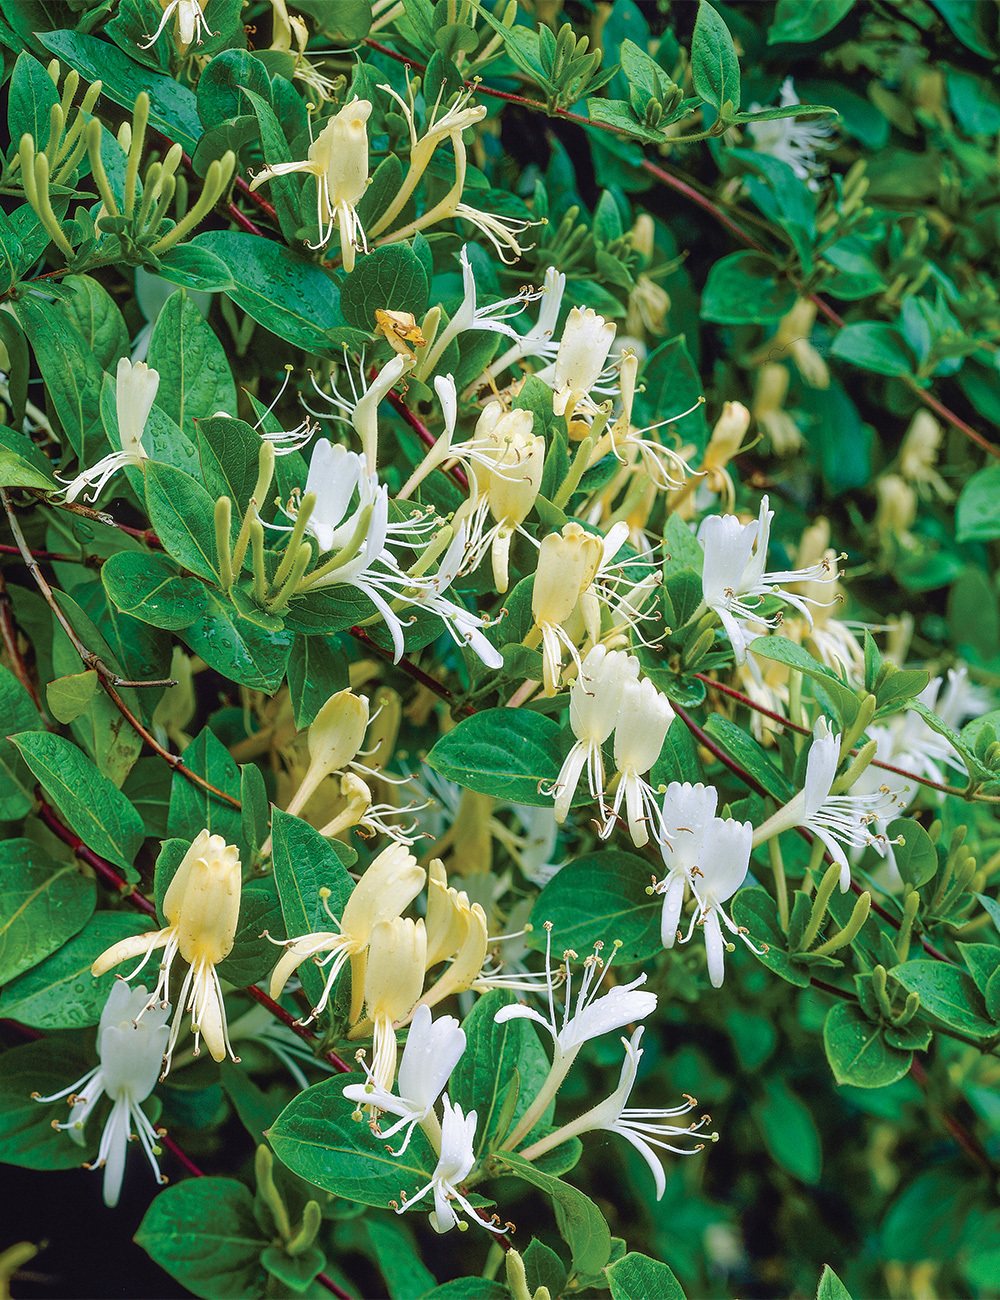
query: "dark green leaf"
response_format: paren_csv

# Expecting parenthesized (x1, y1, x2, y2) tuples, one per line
(426, 709, 565, 806)
(340, 243, 430, 331)
(528, 850, 662, 963)
(147, 292, 237, 435)
(606, 1252, 686, 1300)
(102, 551, 207, 631)
(701, 252, 795, 324)
(690, 1, 741, 114)
(0, 839, 95, 984)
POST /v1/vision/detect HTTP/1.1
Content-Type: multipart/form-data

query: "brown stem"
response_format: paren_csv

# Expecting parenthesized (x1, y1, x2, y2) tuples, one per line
(2, 490, 241, 810)
(31, 492, 164, 547)
(37, 790, 158, 916)
(244, 984, 351, 1074)
(349, 625, 477, 717)
(386, 389, 470, 492)
(693, 672, 980, 800)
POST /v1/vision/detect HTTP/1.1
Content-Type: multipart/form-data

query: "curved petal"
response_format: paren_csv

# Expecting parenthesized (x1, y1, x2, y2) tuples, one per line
(90, 928, 171, 978)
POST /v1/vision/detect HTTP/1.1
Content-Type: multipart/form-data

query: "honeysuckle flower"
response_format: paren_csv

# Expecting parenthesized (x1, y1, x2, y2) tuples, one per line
(654, 783, 755, 988)
(463, 404, 544, 593)
(875, 473, 918, 543)
(695, 401, 751, 511)
(900, 410, 953, 501)
(494, 922, 657, 1150)
(268, 842, 426, 1024)
(546, 646, 638, 824)
(747, 77, 834, 189)
(396, 1094, 504, 1235)
(63, 358, 159, 502)
(140, 0, 212, 51)
(91, 831, 242, 1074)
(751, 718, 904, 890)
(699, 495, 839, 665)
(33, 982, 169, 1207)
(416, 863, 489, 1010)
(752, 364, 802, 456)
(343, 1004, 466, 1153)
(250, 98, 372, 267)
(355, 915, 427, 1093)
(551, 307, 617, 418)
(530, 523, 604, 695)
(518, 1028, 714, 1194)
(269, 0, 341, 101)
(601, 676, 675, 847)
(285, 686, 370, 818)
(478, 265, 567, 387)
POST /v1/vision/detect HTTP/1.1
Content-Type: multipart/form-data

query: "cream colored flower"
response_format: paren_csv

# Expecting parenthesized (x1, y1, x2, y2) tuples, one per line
(63, 358, 158, 503)
(91, 830, 242, 1074)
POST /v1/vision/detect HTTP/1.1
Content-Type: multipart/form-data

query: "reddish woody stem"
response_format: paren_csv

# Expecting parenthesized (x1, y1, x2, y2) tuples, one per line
(386, 390, 470, 492)
(245, 984, 351, 1074)
(349, 625, 477, 717)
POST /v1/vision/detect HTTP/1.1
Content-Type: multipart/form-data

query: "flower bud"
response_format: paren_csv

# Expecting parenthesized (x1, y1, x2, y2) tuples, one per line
(288, 688, 370, 817)
(876, 474, 917, 537)
(553, 307, 616, 417)
(532, 523, 604, 628)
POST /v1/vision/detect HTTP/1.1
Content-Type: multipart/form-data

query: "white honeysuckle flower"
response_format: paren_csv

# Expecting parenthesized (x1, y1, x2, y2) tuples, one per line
(601, 676, 675, 847)
(343, 1004, 466, 1153)
(746, 78, 835, 189)
(396, 1094, 504, 1235)
(751, 718, 906, 890)
(551, 306, 617, 417)
(33, 983, 169, 1207)
(250, 98, 372, 267)
(484, 265, 567, 381)
(654, 783, 755, 988)
(63, 358, 159, 502)
(352, 353, 415, 474)
(547, 646, 639, 824)
(699, 495, 839, 665)
(494, 924, 656, 1065)
(140, 0, 212, 51)
(521, 1028, 714, 1197)
(90, 830, 242, 1074)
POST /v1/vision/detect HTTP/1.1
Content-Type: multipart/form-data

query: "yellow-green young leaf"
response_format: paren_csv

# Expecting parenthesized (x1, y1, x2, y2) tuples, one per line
(46, 671, 100, 724)
(10, 732, 146, 880)
(135, 1177, 270, 1298)
(0, 840, 96, 985)
(1, 911, 154, 1029)
(606, 1252, 686, 1300)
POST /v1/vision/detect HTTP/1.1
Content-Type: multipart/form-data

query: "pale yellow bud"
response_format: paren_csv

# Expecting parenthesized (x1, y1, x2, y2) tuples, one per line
(630, 212, 655, 262)
(876, 474, 917, 537)
(705, 401, 750, 465)
(287, 688, 369, 817)
(753, 364, 801, 455)
(532, 523, 603, 627)
(797, 517, 831, 573)
(421, 899, 488, 1009)
(619, 352, 638, 429)
(900, 409, 952, 499)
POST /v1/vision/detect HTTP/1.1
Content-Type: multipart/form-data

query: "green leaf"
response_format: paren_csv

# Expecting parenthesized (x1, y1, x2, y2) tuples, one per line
(0, 1036, 98, 1170)
(218, 874, 285, 986)
(144, 460, 223, 583)
(752, 1078, 822, 1184)
(46, 670, 100, 723)
(887, 818, 937, 889)
(287, 635, 349, 729)
(0, 664, 42, 819)
(748, 636, 862, 728)
(830, 323, 914, 377)
(529, 850, 662, 963)
(11, 732, 145, 879)
(492, 1151, 611, 1276)
(57, 275, 129, 371)
(193, 230, 363, 354)
(182, 593, 293, 692)
(135, 1177, 270, 1300)
(768, 0, 854, 44)
(635, 335, 707, 452)
(102, 550, 208, 632)
(732, 888, 812, 987)
(239, 86, 303, 245)
(822, 1002, 911, 1087)
(270, 807, 355, 1010)
(358, 1217, 435, 1300)
(12, 296, 105, 459)
(147, 291, 237, 435)
(340, 242, 430, 331)
(0, 839, 95, 985)
(155, 243, 236, 293)
(703, 715, 795, 801)
(269, 1072, 438, 1205)
(167, 727, 244, 854)
(701, 252, 796, 324)
(890, 960, 995, 1038)
(690, 1, 741, 114)
(956, 466, 1000, 543)
(39, 29, 203, 150)
(0, 210, 25, 293)
(449, 990, 552, 1156)
(426, 709, 564, 806)
(522, 1239, 568, 1299)
(1, 911, 154, 1029)
(606, 1252, 686, 1300)
(816, 1264, 854, 1300)
(8, 50, 58, 147)
(194, 417, 262, 524)
(295, 0, 372, 40)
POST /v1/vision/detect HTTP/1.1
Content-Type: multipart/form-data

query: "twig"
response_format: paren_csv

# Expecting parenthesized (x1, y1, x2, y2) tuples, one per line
(2, 490, 241, 809)
(245, 984, 351, 1074)
(36, 791, 158, 915)
(30, 492, 164, 547)
(349, 625, 477, 717)
(693, 672, 986, 800)
(909, 1058, 996, 1174)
